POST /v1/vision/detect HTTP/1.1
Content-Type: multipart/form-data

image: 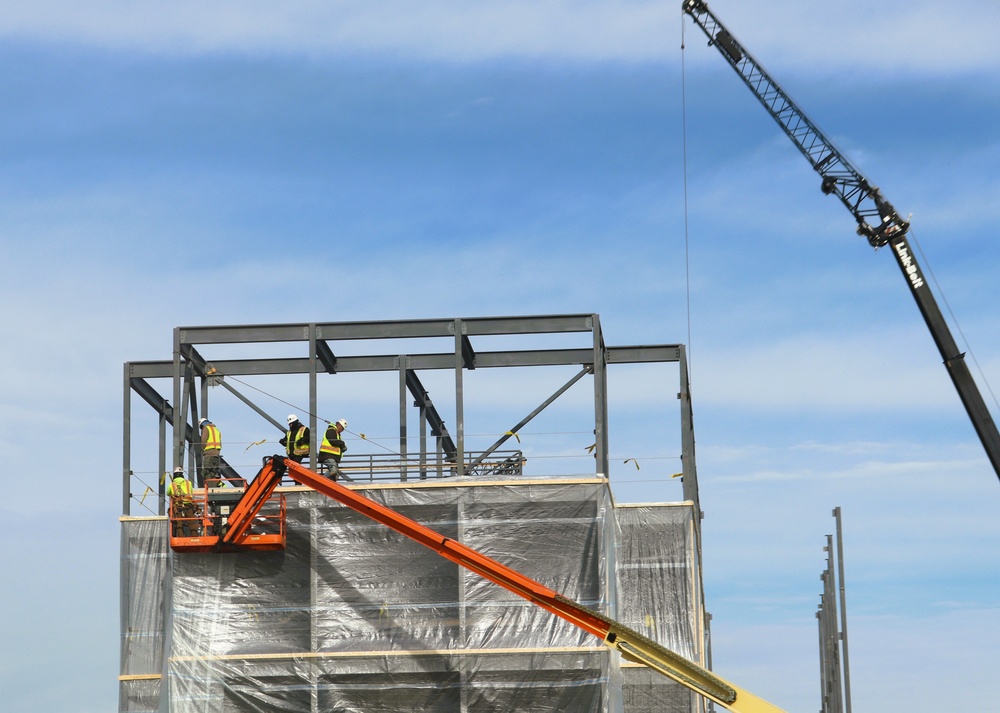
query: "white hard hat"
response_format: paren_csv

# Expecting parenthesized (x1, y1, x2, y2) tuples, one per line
(173, 467, 185, 477)
(287, 414, 298, 424)
(198, 417, 209, 426)
(336, 419, 348, 429)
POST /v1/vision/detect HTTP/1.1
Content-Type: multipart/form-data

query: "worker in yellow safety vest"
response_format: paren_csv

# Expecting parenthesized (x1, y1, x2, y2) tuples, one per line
(167, 467, 199, 536)
(198, 417, 223, 483)
(319, 418, 348, 480)
(280, 414, 310, 463)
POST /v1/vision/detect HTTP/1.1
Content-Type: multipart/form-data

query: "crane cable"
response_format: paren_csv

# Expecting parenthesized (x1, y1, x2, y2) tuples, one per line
(680, 7, 694, 380)
(185, 363, 406, 457)
(226, 372, 400, 455)
(908, 228, 1000, 413)
(175, 361, 656, 460)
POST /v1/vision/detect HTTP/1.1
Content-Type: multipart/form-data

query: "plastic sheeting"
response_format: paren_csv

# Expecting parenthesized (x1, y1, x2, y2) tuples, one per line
(616, 504, 704, 713)
(163, 650, 611, 712)
(121, 518, 170, 674)
(623, 667, 698, 713)
(616, 505, 701, 661)
(119, 479, 703, 713)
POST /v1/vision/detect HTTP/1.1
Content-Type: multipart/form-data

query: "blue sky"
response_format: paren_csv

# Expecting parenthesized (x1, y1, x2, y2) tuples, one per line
(1, 1, 998, 711)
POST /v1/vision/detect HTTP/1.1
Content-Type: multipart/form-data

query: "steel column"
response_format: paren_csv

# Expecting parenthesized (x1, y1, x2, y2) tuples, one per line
(398, 355, 408, 481)
(834, 507, 853, 713)
(453, 319, 465, 475)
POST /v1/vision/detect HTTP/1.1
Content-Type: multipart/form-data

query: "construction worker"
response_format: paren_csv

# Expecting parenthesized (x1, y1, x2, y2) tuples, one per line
(199, 417, 222, 484)
(319, 418, 348, 480)
(167, 467, 199, 537)
(280, 414, 310, 463)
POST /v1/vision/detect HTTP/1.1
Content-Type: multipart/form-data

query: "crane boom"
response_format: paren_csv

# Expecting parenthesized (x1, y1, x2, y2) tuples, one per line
(209, 456, 787, 713)
(682, 0, 1000, 482)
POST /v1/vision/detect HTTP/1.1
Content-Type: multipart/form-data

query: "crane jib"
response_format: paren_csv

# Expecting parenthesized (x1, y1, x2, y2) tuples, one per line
(683, 0, 1000, 482)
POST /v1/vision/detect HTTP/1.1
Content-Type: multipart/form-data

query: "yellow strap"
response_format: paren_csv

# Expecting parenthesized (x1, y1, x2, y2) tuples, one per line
(244, 439, 267, 452)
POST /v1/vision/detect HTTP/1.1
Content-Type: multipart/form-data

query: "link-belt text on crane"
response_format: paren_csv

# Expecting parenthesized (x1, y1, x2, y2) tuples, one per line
(893, 242, 925, 290)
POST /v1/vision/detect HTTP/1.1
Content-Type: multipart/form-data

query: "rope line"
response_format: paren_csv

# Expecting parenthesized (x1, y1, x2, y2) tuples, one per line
(680, 7, 694, 381)
(909, 228, 1000, 413)
(172, 357, 693, 475)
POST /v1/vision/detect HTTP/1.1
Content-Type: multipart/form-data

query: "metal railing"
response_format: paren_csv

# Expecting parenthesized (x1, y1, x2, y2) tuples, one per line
(279, 450, 525, 484)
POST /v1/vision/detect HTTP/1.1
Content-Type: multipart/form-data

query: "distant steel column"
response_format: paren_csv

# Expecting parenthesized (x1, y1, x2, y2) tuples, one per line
(818, 509, 852, 713)
(816, 606, 826, 713)
(823, 536, 843, 713)
(834, 507, 853, 713)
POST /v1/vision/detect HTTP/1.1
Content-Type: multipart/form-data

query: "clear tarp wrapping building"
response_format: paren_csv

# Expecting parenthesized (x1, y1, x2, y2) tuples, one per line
(120, 316, 709, 712)
(121, 481, 702, 712)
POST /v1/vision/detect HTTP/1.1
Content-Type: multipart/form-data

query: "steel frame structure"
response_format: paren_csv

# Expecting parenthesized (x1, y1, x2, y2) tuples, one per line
(122, 314, 698, 517)
(816, 507, 852, 713)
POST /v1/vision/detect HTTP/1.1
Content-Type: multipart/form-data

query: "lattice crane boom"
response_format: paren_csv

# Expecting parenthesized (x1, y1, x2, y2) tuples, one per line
(683, 0, 1000, 482)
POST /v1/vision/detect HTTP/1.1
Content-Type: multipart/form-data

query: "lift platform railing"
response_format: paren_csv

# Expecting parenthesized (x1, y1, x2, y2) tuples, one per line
(168, 476, 286, 552)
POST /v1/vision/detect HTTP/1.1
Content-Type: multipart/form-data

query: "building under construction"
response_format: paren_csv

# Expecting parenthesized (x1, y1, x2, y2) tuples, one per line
(119, 314, 711, 713)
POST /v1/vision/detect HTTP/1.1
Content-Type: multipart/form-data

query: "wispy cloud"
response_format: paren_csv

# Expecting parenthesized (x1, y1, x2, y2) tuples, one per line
(1, 1, 998, 73)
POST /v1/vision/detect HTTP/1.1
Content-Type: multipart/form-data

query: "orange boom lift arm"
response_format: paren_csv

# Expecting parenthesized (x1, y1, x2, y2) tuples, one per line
(210, 456, 786, 713)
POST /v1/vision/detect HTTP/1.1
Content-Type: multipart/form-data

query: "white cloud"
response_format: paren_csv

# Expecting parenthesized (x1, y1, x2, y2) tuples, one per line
(0, 0, 673, 61)
(694, 0, 1000, 76)
(690, 329, 962, 412)
(1, 0, 998, 74)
